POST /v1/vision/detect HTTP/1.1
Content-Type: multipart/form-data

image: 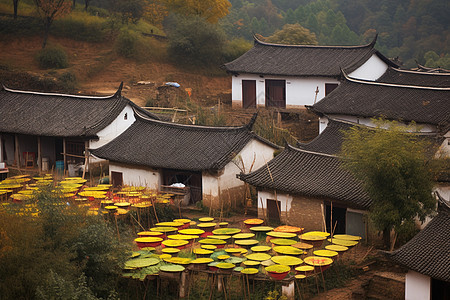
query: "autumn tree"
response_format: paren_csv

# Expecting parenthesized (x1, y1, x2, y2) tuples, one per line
(143, 0, 168, 28)
(163, 0, 231, 23)
(34, 0, 72, 48)
(114, 0, 144, 24)
(265, 23, 318, 45)
(340, 119, 436, 249)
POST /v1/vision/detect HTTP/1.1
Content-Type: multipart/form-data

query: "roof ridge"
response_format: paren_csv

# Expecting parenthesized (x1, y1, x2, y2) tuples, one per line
(133, 108, 253, 132)
(254, 35, 376, 50)
(2, 84, 120, 99)
(344, 71, 450, 90)
(391, 67, 450, 76)
(286, 143, 338, 158)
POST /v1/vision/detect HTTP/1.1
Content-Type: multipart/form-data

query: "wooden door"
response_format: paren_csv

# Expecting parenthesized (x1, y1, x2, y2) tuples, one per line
(242, 80, 256, 108)
(267, 199, 281, 223)
(265, 80, 286, 108)
(111, 171, 123, 188)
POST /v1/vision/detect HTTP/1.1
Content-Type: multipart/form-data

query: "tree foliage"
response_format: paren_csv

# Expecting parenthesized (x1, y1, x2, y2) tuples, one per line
(340, 119, 436, 248)
(0, 187, 129, 298)
(163, 0, 231, 23)
(265, 23, 318, 45)
(165, 14, 226, 66)
(114, 0, 144, 24)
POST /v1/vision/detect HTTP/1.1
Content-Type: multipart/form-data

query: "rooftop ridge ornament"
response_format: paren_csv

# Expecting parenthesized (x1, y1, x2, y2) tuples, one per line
(114, 81, 124, 98)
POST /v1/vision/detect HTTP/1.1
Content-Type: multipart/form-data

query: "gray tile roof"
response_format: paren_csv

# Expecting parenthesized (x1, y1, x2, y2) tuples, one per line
(0, 84, 159, 138)
(239, 144, 372, 209)
(297, 119, 353, 155)
(223, 36, 396, 77)
(386, 195, 450, 282)
(90, 113, 278, 172)
(311, 74, 450, 129)
(297, 119, 446, 157)
(377, 67, 450, 87)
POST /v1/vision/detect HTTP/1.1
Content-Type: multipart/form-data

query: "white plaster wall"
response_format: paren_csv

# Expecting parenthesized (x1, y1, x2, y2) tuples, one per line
(319, 117, 329, 134)
(219, 138, 277, 190)
(90, 105, 136, 150)
(232, 74, 339, 107)
(405, 271, 430, 300)
(109, 163, 160, 190)
(348, 54, 389, 81)
(257, 190, 293, 214)
(202, 172, 220, 199)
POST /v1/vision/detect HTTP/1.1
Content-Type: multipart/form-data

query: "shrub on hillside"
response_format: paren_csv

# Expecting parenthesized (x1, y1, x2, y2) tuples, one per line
(36, 45, 69, 69)
(115, 28, 165, 61)
(115, 29, 139, 58)
(53, 12, 109, 42)
(0, 16, 41, 35)
(58, 71, 78, 91)
(222, 38, 252, 62)
(165, 14, 226, 67)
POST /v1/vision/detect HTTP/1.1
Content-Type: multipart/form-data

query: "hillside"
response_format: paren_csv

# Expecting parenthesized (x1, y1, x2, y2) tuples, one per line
(0, 35, 231, 107)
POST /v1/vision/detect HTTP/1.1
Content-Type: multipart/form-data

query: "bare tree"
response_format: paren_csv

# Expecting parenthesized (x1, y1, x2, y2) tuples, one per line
(34, 0, 72, 48)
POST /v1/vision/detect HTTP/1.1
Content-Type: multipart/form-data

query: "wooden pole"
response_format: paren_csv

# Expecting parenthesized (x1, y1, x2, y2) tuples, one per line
(321, 204, 327, 232)
(150, 196, 159, 223)
(82, 141, 89, 179)
(259, 197, 267, 223)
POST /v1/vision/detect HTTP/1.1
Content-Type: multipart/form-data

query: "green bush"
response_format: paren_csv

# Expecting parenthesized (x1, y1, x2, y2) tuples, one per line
(114, 28, 165, 61)
(53, 12, 109, 42)
(165, 14, 226, 66)
(36, 45, 69, 69)
(223, 37, 253, 62)
(115, 29, 139, 58)
(58, 71, 78, 91)
(0, 16, 41, 35)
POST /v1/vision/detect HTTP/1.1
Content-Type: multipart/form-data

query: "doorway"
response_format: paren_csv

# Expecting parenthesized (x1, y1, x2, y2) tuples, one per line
(242, 80, 256, 108)
(267, 199, 281, 224)
(265, 80, 286, 108)
(111, 171, 123, 188)
(326, 204, 346, 234)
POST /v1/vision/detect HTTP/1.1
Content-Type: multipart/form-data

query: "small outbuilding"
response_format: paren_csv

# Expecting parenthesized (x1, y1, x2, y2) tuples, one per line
(385, 194, 450, 300)
(0, 83, 158, 174)
(90, 113, 279, 208)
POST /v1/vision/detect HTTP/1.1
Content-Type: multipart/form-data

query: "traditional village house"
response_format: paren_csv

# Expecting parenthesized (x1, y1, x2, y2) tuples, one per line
(385, 194, 450, 300)
(223, 36, 396, 109)
(90, 113, 279, 208)
(239, 144, 372, 239)
(297, 118, 448, 226)
(0, 83, 158, 175)
(310, 71, 450, 157)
